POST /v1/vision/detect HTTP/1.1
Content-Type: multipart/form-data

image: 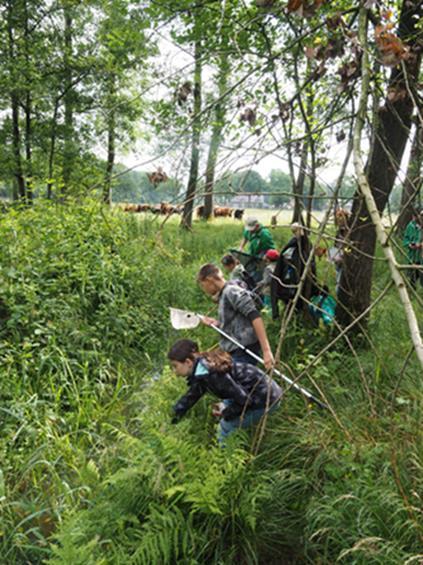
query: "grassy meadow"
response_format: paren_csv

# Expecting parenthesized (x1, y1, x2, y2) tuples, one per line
(0, 200, 421, 564)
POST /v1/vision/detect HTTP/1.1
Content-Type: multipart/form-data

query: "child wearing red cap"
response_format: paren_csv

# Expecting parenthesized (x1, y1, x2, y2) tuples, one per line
(256, 249, 280, 308)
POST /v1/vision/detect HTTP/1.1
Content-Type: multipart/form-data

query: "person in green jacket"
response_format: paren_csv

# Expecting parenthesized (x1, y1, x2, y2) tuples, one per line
(239, 216, 275, 257)
(403, 210, 422, 288)
(239, 217, 275, 283)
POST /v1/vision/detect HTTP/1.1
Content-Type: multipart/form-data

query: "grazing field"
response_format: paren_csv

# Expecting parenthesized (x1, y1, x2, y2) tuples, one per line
(0, 201, 421, 564)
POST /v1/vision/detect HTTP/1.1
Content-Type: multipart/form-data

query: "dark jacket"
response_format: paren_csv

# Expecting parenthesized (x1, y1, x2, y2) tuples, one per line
(172, 358, 282, 422)
(271, 235, 318, 318)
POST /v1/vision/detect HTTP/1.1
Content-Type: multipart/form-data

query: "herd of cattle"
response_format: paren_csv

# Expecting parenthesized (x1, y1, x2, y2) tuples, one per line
(117, 202, 245, 220)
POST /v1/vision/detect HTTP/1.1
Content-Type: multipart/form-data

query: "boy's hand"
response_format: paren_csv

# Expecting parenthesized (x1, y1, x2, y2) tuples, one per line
(201, 316, 219, 327)
(263, 349, 275, 370)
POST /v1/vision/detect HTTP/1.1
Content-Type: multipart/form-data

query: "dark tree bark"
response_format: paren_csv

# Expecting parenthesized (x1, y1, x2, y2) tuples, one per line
(23, 1, 33, 203)
(103, 74, 116, 205)
(292, 141, 308, 223)
(292, 58, 313, 225)
(47, 100, 59, 199)
(62, 6, 74, 195)
(397, 119, 422, 233)
(181, 34, 202, 229)
(10, 94, 26, 201)
(337, 0, 422, 327)
(7, 2, 26, 202)
(24, 92, 33, 202)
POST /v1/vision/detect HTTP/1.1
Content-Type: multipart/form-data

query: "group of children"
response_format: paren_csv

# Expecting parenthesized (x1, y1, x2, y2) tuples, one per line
(166, 217, 311, 444)
(166, 216, 341, 443)
(168, 258, 281, 444)
(167, 209, 422, 445)
(167, 215, 344, 443)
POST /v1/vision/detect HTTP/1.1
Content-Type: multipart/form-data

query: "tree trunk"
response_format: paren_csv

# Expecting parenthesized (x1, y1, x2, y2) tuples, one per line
(7, 3, 26, 202)
(306, 165, 316, 228)
(11, 94, 26, 201)
(103, 75, 116, 205)
(47, 100, 59, 199)
(24, 93, 33, 202)
(203, 55, 229, 220)
(292, 57, 312, 225)
(23, 0, 33, 202)
(397, 119, 422, 233)
(304, 69, 315, 228)
(181, 34, 202, 229)
(62, 6, 74, 195)
(337, 0, 422, 327)
(292, 141, 308, 223)
(348, 6, 423, 368)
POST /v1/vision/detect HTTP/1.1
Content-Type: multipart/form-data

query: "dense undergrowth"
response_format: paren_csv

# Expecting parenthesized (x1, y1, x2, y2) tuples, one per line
(0, 201, 421, 564)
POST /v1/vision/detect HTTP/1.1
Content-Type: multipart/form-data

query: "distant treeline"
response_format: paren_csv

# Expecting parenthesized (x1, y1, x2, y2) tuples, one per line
(0, 162, 403, 212)
(110, 165, 404, 212)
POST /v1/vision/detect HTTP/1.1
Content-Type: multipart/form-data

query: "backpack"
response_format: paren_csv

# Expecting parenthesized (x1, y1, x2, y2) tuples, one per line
(240, 269, 256, 291)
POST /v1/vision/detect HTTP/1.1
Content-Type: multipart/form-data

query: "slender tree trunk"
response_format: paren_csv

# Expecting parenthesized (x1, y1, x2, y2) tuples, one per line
(292, 142, 308, 223)
(337, 0, 422, 327)
(181, 34, 202, 229)
(62, 6, 74, 195)
(24, 94, 33, 202)
(23, 0, 33, 202)
(292, 58, 313, 225)
(47, 100, 59, 199)
(397, 119, 422, 233)
(12, 179, 19, 201)
(203, 55, 229, 220)
(304, 71, 315, 228)
(103, 74, 116, 205)
(11, 95, 26, 201)
(306, 166, 316, 228)
(7, 3, 26, 202)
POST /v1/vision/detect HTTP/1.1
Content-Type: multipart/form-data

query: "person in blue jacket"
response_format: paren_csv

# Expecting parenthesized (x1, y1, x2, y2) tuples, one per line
(168, 339, 282, 443)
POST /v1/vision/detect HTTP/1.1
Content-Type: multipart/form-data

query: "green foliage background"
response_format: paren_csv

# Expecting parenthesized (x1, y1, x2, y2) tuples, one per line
(0, 202, 421, 564)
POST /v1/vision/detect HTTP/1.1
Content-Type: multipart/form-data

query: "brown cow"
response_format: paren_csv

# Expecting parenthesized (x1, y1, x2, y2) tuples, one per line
(123, 203, 138, 213)
(160, 202, 181, 215)
(214, 206, 233, 218)
(137, 204, 152, 213)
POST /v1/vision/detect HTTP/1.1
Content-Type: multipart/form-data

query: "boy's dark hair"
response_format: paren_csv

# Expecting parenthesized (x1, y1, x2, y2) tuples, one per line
(197, 263, 221, 282)
(168, 339, 199, 362)
(221, 254, 236, 267)
(168, 340, 232, 373)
